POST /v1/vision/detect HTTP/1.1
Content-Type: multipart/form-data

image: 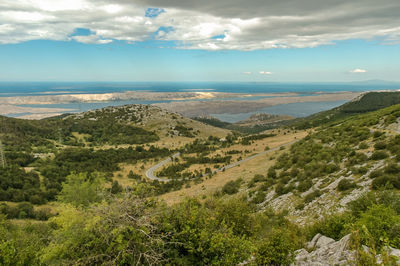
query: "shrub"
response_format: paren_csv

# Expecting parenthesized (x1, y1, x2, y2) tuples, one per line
(373, 131, 384, 138)
(307, 213, 353, 241)
(252, 174, 266, 183)
(354, 205, 400, 249)
(251, 191, 266, 204)
(348, 192, 377, 217)
(275, 183, 294, 195)
(255, 229, 295, 265)
(127, 171, 141, 179)
(222, 179, 242, 195)
(384, 163, 400, 174)
(295, 202, 305, 210)
(267, 168, 277, 179)
(58, 173, 105, 207)
(359, 142, 369, 149)
(304, 190, 322, 203)
(372, 175, 400, 190)
(374, 141, 387, 150)
(370, 151, 389, 160)
(110, 181, 123, 194)
(297, 180, 312, 192)
(337, 179, 357, 191)
(369, 169, 383, 179)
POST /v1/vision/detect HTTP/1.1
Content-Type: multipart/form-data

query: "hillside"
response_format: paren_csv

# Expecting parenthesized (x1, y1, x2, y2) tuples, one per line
(294, 91, 400, 129)
(0, 104, 230, 208)
(244, 103, 400, 224)
(1, 99, 400, 265)
(194, 113, 294, 134)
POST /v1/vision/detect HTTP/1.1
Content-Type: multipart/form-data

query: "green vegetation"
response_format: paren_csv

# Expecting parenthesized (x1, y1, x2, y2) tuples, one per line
(294, 91, 400, 129)
(0, 185, 305, 265)
(221, 178, 243, 195)
(309, 190, 400, 250)
(194, 116, 291, 134)
(337, 178, 357, 191)
(3, 94, 400, 264)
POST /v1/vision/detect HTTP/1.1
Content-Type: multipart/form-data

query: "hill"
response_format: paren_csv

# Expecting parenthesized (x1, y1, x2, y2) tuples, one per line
(194, 113, 294, 134)
(241, 103, 400, 222)
(294, 91, 400, 129)
(0, 104, 230, 207)
(1, 100, 400, 265)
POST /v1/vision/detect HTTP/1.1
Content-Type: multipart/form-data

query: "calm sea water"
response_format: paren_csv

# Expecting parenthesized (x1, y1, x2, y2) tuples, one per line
(2, 82, 399, 121)
(212, 100, 348, 122)
(1, 81, 399, 96)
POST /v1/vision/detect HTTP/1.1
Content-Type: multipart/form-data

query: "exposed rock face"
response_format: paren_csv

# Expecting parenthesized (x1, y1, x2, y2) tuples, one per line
(293, 234, 400, 265)
(293, 234, 355, 265)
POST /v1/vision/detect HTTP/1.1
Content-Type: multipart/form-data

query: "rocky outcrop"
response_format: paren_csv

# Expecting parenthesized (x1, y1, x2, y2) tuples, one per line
(293, 234, 400, 265)
(293, 234, 355, 265)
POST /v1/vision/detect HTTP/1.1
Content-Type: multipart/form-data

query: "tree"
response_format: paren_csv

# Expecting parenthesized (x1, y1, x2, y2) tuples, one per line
(255, 229, 296, 265)
(110, 180, 123, 194)
(57, 173, 105, 207)
(41, 193, 165, 265)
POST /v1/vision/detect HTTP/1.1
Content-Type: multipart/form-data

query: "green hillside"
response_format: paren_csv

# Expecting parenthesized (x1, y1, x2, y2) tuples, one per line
(294, 91, 400, 129)
(1, 100, 400, 265)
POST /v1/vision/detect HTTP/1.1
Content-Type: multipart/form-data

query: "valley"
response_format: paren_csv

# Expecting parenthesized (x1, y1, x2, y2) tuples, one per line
(1, 91, 400, 265)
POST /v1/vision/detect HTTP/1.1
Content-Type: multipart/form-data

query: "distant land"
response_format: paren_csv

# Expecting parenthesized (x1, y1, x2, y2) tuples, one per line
(1, 81, 399, 120)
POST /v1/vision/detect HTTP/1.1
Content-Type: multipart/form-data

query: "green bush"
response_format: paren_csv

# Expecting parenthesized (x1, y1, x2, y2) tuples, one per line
(384, 163, 400, 174)
(304, 190, 322, 203)
(297, 180, 313, 192)
(372, 175, 400, 190)
(337, 179, 357, 191)
(369, 169, 383, 179)
(354, 205, 400, 249)
(222, 179, 242, 195)
(307, 213, 353, 241)
(57, 173, 105, 207)
(251, 191, 266, 204)
(370, 151, 389, 160)
(255, 229, 295, 265)
(374, 141, 387, 150)
(358, 142, 369, 149)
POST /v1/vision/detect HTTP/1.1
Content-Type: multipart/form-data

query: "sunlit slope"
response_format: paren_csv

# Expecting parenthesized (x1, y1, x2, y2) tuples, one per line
(245, 103, 400, 224)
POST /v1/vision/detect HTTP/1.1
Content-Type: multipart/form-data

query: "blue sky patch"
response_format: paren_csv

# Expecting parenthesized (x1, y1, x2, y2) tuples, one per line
(70, 28, 93, 36)
(145, 8, 165, 18)
(211, 34, 226, 40)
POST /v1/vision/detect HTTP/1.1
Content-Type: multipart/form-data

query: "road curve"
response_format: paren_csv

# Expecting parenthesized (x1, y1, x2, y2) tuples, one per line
(145, 139, 298, 182)
(145, 152, 180, 181)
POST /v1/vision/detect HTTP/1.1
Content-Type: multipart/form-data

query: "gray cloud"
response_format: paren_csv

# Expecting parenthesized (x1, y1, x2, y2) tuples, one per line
(0, 0, 399, 50)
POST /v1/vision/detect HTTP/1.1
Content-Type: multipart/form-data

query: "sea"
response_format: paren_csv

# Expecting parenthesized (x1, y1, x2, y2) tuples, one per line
(1, 82, 399, 122)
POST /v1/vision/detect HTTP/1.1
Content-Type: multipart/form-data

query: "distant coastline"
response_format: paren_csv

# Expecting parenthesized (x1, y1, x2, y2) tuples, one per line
(1, 81, 398, 120)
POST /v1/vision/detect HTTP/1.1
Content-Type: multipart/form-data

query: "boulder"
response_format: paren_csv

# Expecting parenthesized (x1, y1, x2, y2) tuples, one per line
(293, 234, 354, 265)
(293, 234, 400, 265)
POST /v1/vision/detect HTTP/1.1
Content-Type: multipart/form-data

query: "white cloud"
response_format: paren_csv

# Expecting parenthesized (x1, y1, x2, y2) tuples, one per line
(243, 71, 252, 74)
(259, 71, 273, 75)
(72, 35, 112, 44)
(0, 0, 399, 50)
(350, 68, 367, 73)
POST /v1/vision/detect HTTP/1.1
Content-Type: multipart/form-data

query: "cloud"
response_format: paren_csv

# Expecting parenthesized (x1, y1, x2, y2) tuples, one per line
(72, 35, 113, 44)
(0, 0, 399, 50)
(259, 71, 273, 75)
(243, 71, 252, 74)
(350, 68, 367, 73)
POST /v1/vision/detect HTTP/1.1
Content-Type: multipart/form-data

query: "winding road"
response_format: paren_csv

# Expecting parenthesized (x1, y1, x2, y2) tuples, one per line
(145, 140, 298, 182)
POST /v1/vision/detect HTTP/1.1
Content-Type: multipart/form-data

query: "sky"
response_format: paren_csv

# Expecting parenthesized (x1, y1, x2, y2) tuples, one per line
(0, 0, 399, 82)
